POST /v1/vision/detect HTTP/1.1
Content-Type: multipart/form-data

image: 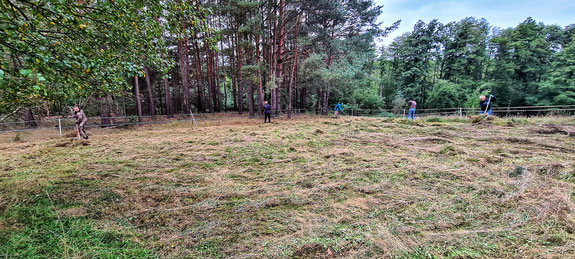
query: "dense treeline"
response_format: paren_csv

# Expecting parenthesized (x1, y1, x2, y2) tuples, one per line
(1, 0, 573, 123)
(379, 17, 575, 110)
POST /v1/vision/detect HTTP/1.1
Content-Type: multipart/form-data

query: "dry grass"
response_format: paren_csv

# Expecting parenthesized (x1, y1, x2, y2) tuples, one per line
(1, 116, 575, 258)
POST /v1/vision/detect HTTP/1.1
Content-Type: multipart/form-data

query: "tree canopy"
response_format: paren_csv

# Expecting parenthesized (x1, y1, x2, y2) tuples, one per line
(1, 1, 573, 122)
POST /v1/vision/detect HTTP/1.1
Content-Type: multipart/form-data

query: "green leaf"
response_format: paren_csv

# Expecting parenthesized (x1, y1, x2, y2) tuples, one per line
(33, 85, 42, 91)
(0, 69, 4, 80)
(19, 69, 32, 77)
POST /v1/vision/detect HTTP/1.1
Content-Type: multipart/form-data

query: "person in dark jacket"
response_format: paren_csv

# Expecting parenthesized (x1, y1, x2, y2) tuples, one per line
(263, 101, 272, 123)
(73, 105, 89, 139)
(479, 95, 496, 116)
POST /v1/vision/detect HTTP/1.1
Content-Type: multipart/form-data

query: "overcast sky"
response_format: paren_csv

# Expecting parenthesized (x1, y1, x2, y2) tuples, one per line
(375, 0, 575, 46)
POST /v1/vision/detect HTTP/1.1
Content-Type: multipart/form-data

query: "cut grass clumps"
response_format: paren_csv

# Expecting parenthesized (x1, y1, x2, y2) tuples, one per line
(509, 166, 526, 178)
(426, 117, 445, 123)
(2, 116, 575, 258)
(439, 144, 457, 156)
(510, 118, 530, 125)
(377, 111, 399, 118)
(13, 133, 22, 142)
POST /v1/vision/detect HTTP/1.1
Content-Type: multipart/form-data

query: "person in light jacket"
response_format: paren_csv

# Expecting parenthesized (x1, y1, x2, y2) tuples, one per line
(73, 105, 89, 139)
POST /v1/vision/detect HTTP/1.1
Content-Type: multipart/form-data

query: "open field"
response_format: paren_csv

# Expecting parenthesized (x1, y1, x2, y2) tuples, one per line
(1, 116, 575, 258)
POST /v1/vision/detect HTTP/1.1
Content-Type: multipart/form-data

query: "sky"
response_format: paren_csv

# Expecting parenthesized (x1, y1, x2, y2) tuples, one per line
(375, 0, 575, 46)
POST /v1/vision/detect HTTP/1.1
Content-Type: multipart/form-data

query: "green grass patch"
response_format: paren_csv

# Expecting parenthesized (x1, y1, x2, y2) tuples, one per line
(0, 194, 153, 258)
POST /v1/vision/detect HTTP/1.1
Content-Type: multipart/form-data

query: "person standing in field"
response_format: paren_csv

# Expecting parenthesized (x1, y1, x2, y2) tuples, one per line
(407, 99, 417, 120)
(263, 101, 272, 123)
(334, 102, 343, 118)
(73, 105, 89, 139)
(479, 95, 496, 116)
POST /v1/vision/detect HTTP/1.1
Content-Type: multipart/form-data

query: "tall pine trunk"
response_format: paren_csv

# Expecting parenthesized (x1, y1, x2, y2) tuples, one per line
(203, 36, 214, 112)
(134, 75, 143, 122)
(287, 49, 298, 119)
(214, 47, 221, 112)
(316, 87, 322, 114)
(256, 34, 264, 115)
(270, 5, 277, 114)
(322, 87, 329, 115)
(246, 35, 255, 117)
(275, 0, 285, 116)
(230, 35, 238, 111)
(236, 31, 244, 114)
(177, 39, 191, 114)
(301, 87, 307, 111)
(143, 66, 155, 119)
(220, 38, 228, 112)
(287, 20, 300, 119)
(163, 77, 172, 117)
(193, 38, 205, 112)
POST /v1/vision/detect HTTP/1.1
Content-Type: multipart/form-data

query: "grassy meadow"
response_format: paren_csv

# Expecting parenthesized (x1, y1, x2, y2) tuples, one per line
(1, 116, 575, 258)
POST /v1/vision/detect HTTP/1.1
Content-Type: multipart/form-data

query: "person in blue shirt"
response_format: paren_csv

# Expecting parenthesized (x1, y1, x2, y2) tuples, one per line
(334, 102, 343, 118)
(479, 95, 496, 116)
(263, 101, 272, 123)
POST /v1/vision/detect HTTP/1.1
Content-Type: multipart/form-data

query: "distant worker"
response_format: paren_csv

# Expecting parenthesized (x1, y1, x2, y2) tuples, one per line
(407, 98, 417, 120)
(479, 95, 496, 116)
(334, 102, 343, 118)
(73, 105, 89, 139)
(263, 101, 272, 123)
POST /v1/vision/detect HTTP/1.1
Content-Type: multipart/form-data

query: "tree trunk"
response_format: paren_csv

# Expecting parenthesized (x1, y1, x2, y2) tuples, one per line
(322, 87, 329, 115)
(220, 38, 228, 112)
(193, 38, 205, 112)
(287, 20, 300, 119)
(214, 46, 221, 112)
(23, 108, 36, 128)
(322, 28, 335, 116)
(246, 35, 255, 117)
(236, 31, 244, 114)
(316, 87, 322, 114)
(230, 35, 238, 111)
(255, 34, 264, 115)
(270, 5, 277, 115)
(177, 39, 191, 114)
(164, 77, 172, 117)
(288, 52, 298, 119)
(121, 91, 126, 116)
(99, 96, 112, 127)
(134, 75, 143, 122)
(271, 89, 276, 116)
(157, 81, 163, 115)
(203, 36, 214, 112)
(144, 66, 155, 119)
(275, 0, 285, 116)
(301, 87, 307, 111)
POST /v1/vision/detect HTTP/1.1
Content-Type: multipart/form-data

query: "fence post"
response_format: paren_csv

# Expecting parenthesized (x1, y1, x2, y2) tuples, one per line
(403, 109, 406, 118)
(190, 111, 198, 127)
(58, 118, 62, 137)
(459, 108, 462, 119)
(351, 109, 354, 117)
